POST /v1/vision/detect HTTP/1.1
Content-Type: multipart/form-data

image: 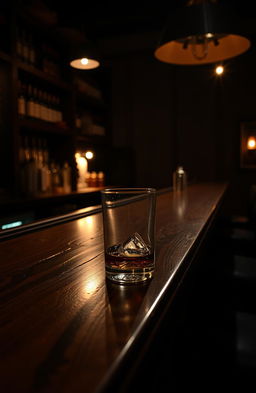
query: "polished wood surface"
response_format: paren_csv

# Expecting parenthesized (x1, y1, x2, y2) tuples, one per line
(0, 183, 227, 393)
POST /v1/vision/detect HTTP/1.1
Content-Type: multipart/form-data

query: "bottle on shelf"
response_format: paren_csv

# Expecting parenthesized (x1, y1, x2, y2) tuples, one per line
(19, 136, 56, 196)
(50, 161, 62, 194)
(37, 139, 50, 193)
(43, 91, 50, 122)
(90, 171, 97, 187)
(26, 137, 38, 195)
(42, 139, 51, 192)
(27, 84, 36, 118)
(97, 171, 105, 187)
(19, 135, 28, 193)
(33, 86, 40, 119)
(173, 166, 187, 191)
(17, 82, 26, 118)
(62, 162, 72, 193)
(48, 94, 54, 122)
(38, 89, 47, 121)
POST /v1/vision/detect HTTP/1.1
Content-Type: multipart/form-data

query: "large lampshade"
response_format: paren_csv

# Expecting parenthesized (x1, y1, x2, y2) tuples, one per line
(154, 1, 251, 65)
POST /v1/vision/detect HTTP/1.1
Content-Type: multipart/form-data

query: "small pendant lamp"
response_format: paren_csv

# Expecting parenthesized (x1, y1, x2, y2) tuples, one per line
(57, 25, 100, 70)
(154, 0, 251, 65)
(69, 41, 100, 70)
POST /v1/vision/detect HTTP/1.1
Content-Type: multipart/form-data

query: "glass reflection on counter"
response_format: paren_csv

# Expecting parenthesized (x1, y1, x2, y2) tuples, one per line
(84, 276, 101, 297)
(105, 280, 149, 345)
(172, 190, 188, 219)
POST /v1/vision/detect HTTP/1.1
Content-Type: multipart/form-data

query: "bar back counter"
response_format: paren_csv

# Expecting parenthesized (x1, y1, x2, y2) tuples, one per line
(0, 183, 227, 393)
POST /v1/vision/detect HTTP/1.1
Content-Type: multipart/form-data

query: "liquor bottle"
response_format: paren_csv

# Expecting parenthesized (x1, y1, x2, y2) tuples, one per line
(27, 84, 35, 118)
(90, 171, 97, 187)
(42, 139, 51, 192)
(35, 138, 48, 193)
(85, 172, 91, 187)
(47, 94, 53, 122)
(50, 161, 62, 193)
(17, 82, 26, 118)
(22, 136, 37, 195)
(47, 93, 54, 122)
(24, 135, 30, 163)
(173, 166, 187, 191)
(36, 138, 43, 193)
(19, 136, 27, 194)
(29, 137, 39, 194)
(33, 87, 40, 119)
(62, 162, 72, 193)
(38, 90, 45, 120)
(43, 91, 50, 122)
(97, 171, 105, 187)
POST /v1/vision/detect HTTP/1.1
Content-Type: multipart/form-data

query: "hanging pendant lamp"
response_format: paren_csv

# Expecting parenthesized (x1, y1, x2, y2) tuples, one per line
(69, 41, 100, 70)
(56, 24, 100, 70)
(154, 0, 251, 65)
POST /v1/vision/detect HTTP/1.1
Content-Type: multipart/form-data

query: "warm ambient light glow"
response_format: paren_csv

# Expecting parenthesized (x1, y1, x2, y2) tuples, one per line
(85, 151, 94, 160)
(215, 65, 224, 75)
(70, 58, 100, 70)
(247, 136, 256, 150)
(81, 58, 89, 65)
(75, 153, 88, 189)
(155, 34, 250, 65)
(84, 277, 100, 297)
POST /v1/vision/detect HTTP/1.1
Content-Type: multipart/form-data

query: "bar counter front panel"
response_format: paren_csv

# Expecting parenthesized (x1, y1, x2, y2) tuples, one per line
(0, 183, 227, 393)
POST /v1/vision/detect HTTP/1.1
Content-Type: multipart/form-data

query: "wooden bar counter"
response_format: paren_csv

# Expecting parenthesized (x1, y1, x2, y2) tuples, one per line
(0, 183, 227, 393)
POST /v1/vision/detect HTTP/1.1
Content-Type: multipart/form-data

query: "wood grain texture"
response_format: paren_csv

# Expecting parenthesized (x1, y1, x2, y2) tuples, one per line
(0, 183, 227, 393)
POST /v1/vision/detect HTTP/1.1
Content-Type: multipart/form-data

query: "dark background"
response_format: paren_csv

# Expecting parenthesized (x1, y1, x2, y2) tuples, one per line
(2, 0, 256, 216)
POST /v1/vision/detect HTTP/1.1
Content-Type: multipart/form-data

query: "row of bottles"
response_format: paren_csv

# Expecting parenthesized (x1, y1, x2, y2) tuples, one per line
(86, 171, 105, 187)
(19, 136, 72, 196)
(18, 81, 63, 123)
(16, 26, 61, 77)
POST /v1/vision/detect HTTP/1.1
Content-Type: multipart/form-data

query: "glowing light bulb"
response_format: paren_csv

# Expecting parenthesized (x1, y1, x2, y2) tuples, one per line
(247, 136, 256, 150)
(81, 58, 89, 65)
(215, 65, 224, 75)
(85, 151, 94, 160)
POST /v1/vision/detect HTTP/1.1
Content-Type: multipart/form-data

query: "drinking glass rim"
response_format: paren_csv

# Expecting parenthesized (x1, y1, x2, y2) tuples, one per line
(101, 187, 156, 195)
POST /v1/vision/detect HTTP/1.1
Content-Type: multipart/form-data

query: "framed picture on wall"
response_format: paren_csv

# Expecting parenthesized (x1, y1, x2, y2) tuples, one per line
(240, 121, 256, 169)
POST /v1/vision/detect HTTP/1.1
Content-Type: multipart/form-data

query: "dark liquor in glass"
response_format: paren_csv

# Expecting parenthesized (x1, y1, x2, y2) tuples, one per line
(105, 248, 154, 284)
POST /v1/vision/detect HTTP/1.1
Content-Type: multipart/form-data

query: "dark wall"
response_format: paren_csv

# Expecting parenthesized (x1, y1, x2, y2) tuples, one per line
(109, 39, 256, 215)
(111, 54, 175, 189)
